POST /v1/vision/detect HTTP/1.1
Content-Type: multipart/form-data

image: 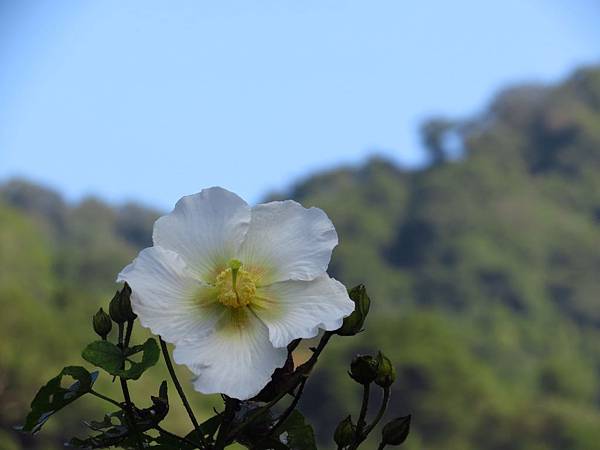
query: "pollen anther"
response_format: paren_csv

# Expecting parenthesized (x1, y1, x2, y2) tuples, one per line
(215, 262, 256, 308)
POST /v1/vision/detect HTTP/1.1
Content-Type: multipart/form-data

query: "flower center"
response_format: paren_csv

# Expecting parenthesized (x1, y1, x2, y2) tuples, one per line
(215, 260, 256, 308)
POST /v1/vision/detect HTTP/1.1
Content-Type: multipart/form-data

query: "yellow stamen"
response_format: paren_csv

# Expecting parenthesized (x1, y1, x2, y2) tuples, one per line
(215, 260, 256, 308)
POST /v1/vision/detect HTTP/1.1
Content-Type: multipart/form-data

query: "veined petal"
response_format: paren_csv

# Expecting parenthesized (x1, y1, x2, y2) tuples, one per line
(251, 275, 355, 348)
(153, 187, 251, 281)
(173, 308, 287, 400)
(239, 201, 338, 284)
(117, 246, 223, 343)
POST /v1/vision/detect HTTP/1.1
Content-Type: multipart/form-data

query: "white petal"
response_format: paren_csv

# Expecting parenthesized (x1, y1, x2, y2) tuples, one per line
(173, 308, 287, 400)
(117, 246, 223, 343)
(153, 187, 251, 281)
(239, 201, 338, 284)
(251, 275, 355, 348)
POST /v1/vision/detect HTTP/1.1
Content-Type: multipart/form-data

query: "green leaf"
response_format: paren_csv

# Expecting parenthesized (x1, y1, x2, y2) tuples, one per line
(82, 341, 122, 373)
(18, 366, 98, 433)
(273, 410, 316, 450)
(122, 338, 160, 379)
(82, 338, 159, 380)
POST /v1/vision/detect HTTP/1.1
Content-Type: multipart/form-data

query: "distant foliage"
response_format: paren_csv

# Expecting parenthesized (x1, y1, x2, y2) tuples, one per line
(2, 65, 600, 449)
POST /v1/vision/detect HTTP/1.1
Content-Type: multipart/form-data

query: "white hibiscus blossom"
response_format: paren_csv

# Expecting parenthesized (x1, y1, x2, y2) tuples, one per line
(117, 187, 355, 400)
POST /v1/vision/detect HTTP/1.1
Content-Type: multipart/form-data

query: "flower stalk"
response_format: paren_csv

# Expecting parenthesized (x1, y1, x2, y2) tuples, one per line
(159, 336, 208, 450)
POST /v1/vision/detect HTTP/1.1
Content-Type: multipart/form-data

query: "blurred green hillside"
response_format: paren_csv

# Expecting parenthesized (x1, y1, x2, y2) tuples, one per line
(2, 65, 600, 449)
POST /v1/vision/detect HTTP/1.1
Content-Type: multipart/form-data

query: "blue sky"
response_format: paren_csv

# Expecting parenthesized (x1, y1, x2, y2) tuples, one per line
(1, 0, 599, 209)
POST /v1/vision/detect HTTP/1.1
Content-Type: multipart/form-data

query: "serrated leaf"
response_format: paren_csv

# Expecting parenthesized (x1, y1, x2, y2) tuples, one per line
(82, 338, 159, 380)
(18, 366, 98, 433)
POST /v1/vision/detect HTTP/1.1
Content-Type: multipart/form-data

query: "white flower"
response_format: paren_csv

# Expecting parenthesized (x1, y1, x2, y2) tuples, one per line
(117, 187, 354, 400)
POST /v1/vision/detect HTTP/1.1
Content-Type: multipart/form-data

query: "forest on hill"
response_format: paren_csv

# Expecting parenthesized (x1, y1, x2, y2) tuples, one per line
(1, 65, 600, 450)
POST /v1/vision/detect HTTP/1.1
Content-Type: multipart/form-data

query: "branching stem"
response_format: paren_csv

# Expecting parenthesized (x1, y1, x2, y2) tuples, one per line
(364, 387, 390, 436)
(88, 389, 198, 449)
(349, 383, 371, 450)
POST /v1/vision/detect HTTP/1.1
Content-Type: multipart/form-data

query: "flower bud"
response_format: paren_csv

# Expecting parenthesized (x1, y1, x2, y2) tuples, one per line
(334, 415, 355, 448)
(375, 351, 396, 388)
(92, 308, 112, 340)
(349, 354, 379, 385)
(109, 284, 136, 324)
(381, 415, 411, 446)
(336, 285, 371, 336)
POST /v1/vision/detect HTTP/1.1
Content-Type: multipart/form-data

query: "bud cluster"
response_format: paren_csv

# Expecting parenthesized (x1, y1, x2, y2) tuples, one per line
(349, 351, 396, 388)
(109, 283, 136, 324)
(330, 284, 408, 449)
(92, 283, 136, 340)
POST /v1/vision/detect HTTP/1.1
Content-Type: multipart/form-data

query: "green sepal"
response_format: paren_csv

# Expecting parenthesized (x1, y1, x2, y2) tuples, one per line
(381, 415, 411, 446)
(336, 284, 371, 336)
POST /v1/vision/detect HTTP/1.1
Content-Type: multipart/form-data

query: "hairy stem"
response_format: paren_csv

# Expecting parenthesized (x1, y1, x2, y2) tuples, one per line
(159, 336, 208, 450)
